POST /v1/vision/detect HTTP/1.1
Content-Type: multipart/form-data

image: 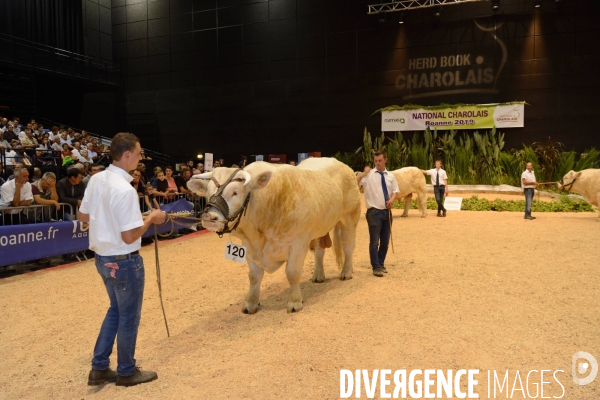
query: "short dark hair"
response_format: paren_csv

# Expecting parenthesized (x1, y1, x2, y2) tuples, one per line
(110, 132, 140, 161)
(67, 168, 82, 179)
(373, 149, 387, 159)
(165, 165, 174, 172)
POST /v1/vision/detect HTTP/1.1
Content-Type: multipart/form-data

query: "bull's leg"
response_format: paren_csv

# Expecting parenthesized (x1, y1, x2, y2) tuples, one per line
(243, 260, 264, 314)
(285, 246, 309, 313)
(311, 245, 326, 283)
(338, 222, 356, 281)
(401, 193, 412, 217)
(419, 192, 428, 218)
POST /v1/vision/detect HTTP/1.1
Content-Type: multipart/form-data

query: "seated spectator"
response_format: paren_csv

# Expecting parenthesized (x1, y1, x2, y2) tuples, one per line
(38, 137, 51, 151)
(0, 167, 33, 225)
(130, 169, 146, 199)
(136, 161, 149, 185)
(51, 136, 62, 152)
(174, 168, 193, 197)
(78, 149, 93, 164)
(34, 148, 53, 166)
(82, 163, 100, 185)
(153, 169, 169, 203)
(164, 166, 178, 200)
(20, 128, 39, 149)
(3, 124, 17, 143)
(28, 172, 61, 222)
(213, 160, 221, 169)
(61, 143, 74, 167)
(4, 140, 19, 167)
(149, 166, 162, 188)
(71, 141, 83, 160)
(31, 167, 42, 182)
(196, 163, 204, 174)
(59, 131, 72, 147)
(49, 126, 59, 141)
(56, 167, 86, 220)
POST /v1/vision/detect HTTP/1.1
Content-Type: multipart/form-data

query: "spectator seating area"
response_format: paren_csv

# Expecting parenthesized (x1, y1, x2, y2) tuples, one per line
(0, 116, 205, 274)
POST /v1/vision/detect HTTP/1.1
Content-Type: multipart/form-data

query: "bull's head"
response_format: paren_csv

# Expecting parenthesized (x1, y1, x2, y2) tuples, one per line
(557, 170, 582, 191)
(187, 167, 272, 234)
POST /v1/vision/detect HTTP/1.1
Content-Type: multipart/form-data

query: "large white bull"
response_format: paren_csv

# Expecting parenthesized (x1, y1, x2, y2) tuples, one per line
(187, 158, 361, 314)
(557, 169, 600, 218)
(391, 167, 428, 218)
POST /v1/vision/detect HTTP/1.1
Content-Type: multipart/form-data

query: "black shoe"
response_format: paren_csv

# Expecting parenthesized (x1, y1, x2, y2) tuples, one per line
(373, 268, 384, 277)
(437, 212, 441, 217)
(116, 368, 158, 387)
(380, 266, 388, 273)
(524, 216, 535, 220)
(442, 210, 446, 217)
(88, 367, 118, 386)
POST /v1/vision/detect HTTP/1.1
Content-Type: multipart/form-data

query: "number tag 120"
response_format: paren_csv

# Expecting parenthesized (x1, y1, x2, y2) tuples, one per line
(225, 242, 247, 263)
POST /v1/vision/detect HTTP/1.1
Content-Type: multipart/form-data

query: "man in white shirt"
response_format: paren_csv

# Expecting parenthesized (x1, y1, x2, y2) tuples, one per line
(521, 162, 539, 220)
(78, 132, 166, 387)
(356, 150, 400, 277)
(420, 160, 449, 217)
(0, 167, 33, 225)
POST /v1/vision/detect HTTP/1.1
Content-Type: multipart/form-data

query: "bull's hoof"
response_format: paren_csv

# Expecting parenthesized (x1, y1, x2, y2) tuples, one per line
(287, 301, 303, 313)
(400, 214, 408, 218)
(421, 215, 427, 218)
(242, 302, 259, 314)
(340, 274, 353, 281)
(311, 278, 324, 283)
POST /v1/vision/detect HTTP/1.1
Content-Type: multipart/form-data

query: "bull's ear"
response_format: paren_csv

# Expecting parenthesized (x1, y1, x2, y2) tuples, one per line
(575, 171, 583, 178)
(250, 171, 272, 190)
(187, 179, 209, 195)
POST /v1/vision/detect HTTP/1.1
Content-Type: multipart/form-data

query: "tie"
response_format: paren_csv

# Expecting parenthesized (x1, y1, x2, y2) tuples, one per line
(377, 171, 389, 202)
(436, 170, 439, 186)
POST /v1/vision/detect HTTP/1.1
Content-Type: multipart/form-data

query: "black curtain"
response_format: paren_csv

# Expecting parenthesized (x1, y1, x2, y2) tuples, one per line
(0, 0, 83, 53)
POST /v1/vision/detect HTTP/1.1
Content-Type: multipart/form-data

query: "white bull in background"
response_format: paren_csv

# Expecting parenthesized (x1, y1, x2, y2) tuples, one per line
(187, 158, 361, 314)
(557, 169, 600, 218)
(391, 167, 428, 218)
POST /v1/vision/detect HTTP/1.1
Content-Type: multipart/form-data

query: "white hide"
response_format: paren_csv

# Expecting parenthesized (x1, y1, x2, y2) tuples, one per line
(391, 167, 428, 218)
(558, 169, 600, 216)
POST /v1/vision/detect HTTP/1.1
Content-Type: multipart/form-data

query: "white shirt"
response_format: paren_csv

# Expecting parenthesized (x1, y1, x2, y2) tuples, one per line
(426, 168, 448, 186)
(0, 179, 33, 214)
(359, 168, 400, 210)
(5, 150, 16, 166)
(521, 169, 537, 189)
(79, 164, 144, 256)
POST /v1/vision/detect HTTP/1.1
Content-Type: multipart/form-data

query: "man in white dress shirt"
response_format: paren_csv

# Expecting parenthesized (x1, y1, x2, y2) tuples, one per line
(78, 132, 166, 387)
(356, 150, 400, 277)
(521, 162, 539, 220)
(420, 160, 449, 217)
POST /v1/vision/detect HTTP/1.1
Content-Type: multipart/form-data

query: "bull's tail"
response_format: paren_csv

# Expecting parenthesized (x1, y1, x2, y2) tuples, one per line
(333, 225, 344, 270)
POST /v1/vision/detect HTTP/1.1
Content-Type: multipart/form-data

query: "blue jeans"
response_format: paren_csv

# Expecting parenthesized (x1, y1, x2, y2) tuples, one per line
(434, 185, 446, 212)
(524, 188, 534, 217)
(92, 253, 145, 377)
(366, 208, 391, 269)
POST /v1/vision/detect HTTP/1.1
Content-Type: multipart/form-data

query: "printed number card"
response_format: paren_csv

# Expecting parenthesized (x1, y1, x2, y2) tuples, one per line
(225, 242, 247, 263)
(444, 196, 463, 211)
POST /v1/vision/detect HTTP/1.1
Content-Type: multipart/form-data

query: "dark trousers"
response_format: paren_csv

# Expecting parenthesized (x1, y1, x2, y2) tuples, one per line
(524, 188, 534, 217)
(434, 185, 446, 213)
(366, 208, 391, 269)
(2, 212, 31, 225)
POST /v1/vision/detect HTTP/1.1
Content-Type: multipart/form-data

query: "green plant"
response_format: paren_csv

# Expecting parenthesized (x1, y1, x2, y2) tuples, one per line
(533, 137, 564, 183)
(575, 147, 600, 171)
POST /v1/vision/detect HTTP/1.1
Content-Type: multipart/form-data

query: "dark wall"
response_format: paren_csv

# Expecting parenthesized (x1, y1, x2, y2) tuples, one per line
(113, 0, 600, 161)
(83, 0, 113, 61)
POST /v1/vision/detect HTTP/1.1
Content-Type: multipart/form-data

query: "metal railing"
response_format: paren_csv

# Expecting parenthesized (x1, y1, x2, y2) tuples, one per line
(0, 203, 74, 226)
(0, 33, 120, 86)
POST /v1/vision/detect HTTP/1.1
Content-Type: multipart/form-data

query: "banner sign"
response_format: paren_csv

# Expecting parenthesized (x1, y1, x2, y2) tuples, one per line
(443, 197, 463, 211)
(1, 199, 196, 266)
(204, 152, 213, 171)
(381, 103, 525, 131)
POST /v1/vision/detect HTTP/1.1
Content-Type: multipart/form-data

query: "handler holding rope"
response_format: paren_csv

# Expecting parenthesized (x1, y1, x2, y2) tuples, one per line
(78, 133, 166, 387)
(356, 149, 399, 278)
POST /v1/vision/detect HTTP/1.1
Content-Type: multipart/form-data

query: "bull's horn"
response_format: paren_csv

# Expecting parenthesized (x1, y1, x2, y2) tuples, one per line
(192, 172, 213, 180)
(238, 170, 252, 186)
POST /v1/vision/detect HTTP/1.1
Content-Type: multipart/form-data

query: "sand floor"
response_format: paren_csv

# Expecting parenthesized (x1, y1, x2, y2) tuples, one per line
(1, 199, 599, 399)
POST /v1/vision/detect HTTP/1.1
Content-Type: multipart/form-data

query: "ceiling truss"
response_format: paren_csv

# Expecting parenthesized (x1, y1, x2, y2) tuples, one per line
(367, 0, 486, 15)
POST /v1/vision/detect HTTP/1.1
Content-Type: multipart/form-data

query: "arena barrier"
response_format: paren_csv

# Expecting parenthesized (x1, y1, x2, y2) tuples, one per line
(0, 199, 196, 266)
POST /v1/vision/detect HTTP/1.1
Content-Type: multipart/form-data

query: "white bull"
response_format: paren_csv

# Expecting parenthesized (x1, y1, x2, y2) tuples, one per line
(391, 167, 428, 218)
(557, 169, 600, 218)
(187, 158, 361, 313)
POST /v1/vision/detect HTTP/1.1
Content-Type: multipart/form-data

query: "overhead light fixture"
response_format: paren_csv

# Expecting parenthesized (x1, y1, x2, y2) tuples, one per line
(491, 0, 500, 11)
(197, 154, 203, 159)
(534, 0, 541, 7)
(378, 12, 386, 24)
(434, 6, 442, 17)
(398, 12, 405, 24)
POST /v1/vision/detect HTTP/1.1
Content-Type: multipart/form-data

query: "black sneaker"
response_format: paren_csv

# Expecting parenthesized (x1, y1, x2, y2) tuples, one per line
(116, 368, 158, 387)
(373, 268, 384, 277)
(88, 367, 118, 386)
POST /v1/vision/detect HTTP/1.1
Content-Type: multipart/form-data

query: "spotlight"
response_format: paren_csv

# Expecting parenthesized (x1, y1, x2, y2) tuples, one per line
(197, 154, 203, 159)
(398, 12, 405, 24)
(434, 6, 442, 17)
(491, 0, 500, 11)
(378, 12, 385, 24)
(534, 0, 541, 8)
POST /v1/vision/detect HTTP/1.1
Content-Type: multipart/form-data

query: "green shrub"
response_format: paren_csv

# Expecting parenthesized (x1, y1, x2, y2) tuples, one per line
(392, 195, 595, 213)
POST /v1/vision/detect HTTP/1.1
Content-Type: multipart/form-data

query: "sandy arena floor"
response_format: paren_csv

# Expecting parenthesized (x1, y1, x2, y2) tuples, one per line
(1, 197, 599, 399)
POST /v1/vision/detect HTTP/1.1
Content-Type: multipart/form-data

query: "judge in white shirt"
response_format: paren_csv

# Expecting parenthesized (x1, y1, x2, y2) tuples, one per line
(420, 160, 449, 217)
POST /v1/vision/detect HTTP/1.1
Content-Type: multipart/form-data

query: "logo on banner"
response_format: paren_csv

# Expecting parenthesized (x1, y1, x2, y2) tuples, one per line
(495, 106, 521, 123)
(72, 221, 89, 238)
(383, 117, 405, 124)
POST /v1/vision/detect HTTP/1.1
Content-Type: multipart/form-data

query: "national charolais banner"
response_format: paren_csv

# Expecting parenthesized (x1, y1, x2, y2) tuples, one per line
(0, 199, 196, 266)
(380, 102, 525, 131)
